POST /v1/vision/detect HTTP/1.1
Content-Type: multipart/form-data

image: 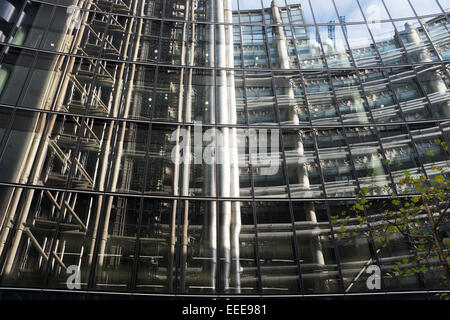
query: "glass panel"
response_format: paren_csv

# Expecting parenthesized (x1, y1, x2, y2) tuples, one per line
(242, 25, 269, 68)
(317, 128, 358, 197)
(389, 68, 433, 120)
(255, 201, 301, 293)
(383, 0, 416, 19)
(295, 201, 341, 293)
(409, 0, 443, 16)
(135, 199, 173, 293)
(393, 19, 439, 63)
(152, 66, 181, 122)
(0, 189, 92, 289)
(410, 123, 449, 180)
(134, 19, 162, 63)
(334, 0, 365, 22)
(234, 74, 248, 124)
(437, 0, 450, 12)
(267, 26, 298, 69)
(245, 71, 277, 125)
(274, 71, 309, 125)
(423, 17, 450, 60)
(331, 70, 372, 124)
(0, 110, 41, 184)
(359, 0, 390, 21)
(285, 0, 315, 25)
(113, 122, 149, 194)
(359, 69, 403, 123)
(234, 25, 243, 68)
(304, 73, 340, 126)
(370, 199, 424, 291)
(83, 60, 127, 118)
(297, 26, 326, 69)
(234, 201, 259, 293)
(177, 200, 217, 293)
(65, 117, 106, 191)
(0, 47, 34, 107)
(171, 125, 252, 199)
(346, 126, 393, 195)
(144, 125, 176, 196)
(330, 200, 377, 293)
(345, 23, 382, 67)
(283, 129, 324, 199)
(144, 0, 164, 18)
(219, 200, 258, 293)
(368, 22, 407, 65)
(251, 128, 285, 198)
(159, 22, 185, 65)
(378, 125, 423, 193)
(46, 192, 101, 291)
(309, 0, 339, 24)
(317, 25, 353, 68)
(417, 65, 450, 119)
(94, 196, 140, 292)
(238, 0, 262, 12)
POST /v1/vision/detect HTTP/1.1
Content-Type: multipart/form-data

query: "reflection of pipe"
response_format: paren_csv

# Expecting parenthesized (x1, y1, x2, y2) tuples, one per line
(403, 22, 450, 118)
(403, 22, 431, 63)
(272, 0, 326, 291)
(309, 41, 321, 57)
(271, 0, 290, 69)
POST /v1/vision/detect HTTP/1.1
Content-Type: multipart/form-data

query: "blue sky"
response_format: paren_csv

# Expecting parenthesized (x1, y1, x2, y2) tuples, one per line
(233, 0, 446, 22)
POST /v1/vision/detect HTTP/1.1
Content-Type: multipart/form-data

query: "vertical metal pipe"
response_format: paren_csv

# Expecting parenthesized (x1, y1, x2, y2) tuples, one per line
(225, 0, 241, 293)
(215, 0, 232, 292)
(203, 0, 217, 291)
(180, 0, 195, 292)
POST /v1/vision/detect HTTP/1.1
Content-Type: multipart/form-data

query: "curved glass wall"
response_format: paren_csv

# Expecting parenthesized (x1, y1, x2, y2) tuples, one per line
(0, 0, 448, 296)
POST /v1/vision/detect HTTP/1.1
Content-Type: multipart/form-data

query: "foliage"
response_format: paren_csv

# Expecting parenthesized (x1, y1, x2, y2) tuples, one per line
(332, 140, 450, 291)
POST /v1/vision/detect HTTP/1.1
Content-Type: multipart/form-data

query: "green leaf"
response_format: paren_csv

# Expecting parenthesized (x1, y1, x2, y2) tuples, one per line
(427, 150, 435, 157)
(434, 175, 444, 185)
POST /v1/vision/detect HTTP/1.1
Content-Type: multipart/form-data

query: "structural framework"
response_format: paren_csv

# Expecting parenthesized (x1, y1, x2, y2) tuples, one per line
(0, 0, 448, 296)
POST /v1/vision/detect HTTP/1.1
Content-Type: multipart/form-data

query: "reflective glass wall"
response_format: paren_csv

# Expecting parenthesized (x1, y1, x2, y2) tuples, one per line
(0, 0, 448, 296)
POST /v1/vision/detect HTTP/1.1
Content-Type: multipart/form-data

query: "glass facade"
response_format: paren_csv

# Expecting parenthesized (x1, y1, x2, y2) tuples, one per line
(0, 0, 448, 296)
